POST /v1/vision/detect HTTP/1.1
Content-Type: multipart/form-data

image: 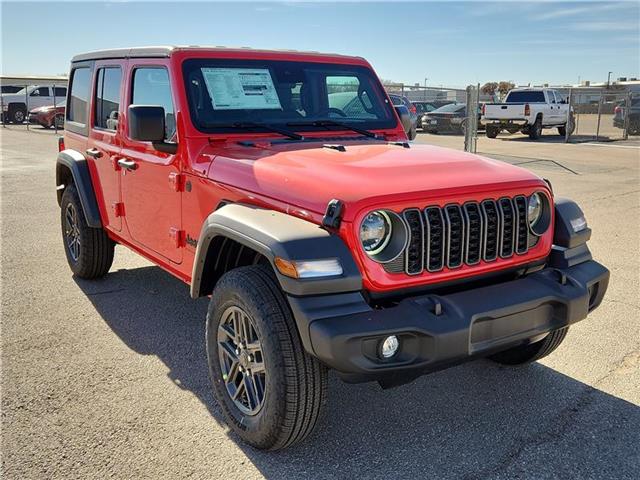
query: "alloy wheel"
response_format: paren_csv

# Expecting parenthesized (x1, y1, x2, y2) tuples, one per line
(217, 306, 266, 415)
(64, 202, 81, 262)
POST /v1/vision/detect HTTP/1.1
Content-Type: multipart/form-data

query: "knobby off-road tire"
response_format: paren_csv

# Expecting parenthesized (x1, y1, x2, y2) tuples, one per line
(486, 125, 500, 138)
(528, 116, 543, 140)
(60, 184, 114, 279)
(489, 327, 569, 365)
(206, 265, 328, 450)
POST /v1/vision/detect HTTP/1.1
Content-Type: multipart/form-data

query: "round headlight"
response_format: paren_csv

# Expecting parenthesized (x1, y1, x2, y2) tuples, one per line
(360, 211, 391, 254)
(528, 193, 542, 227)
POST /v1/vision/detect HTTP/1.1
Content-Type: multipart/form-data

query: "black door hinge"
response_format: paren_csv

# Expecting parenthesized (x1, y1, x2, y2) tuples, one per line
(322, 199, 344, 229)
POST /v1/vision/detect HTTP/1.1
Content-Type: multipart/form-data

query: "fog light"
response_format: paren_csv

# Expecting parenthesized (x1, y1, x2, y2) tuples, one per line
(380, 335, 399, 359)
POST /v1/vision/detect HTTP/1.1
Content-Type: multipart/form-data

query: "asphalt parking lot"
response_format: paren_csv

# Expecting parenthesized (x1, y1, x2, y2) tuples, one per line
(2, 125, 639, 479)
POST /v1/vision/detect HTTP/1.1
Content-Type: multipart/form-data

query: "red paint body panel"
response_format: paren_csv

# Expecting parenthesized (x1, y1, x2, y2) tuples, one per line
(63, 47, 555, 294)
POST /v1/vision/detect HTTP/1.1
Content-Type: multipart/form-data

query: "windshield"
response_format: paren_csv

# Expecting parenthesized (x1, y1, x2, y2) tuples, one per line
(505, 91, 546, 103)
(182, 59, 397, 134)
(433, 103, 465, 113)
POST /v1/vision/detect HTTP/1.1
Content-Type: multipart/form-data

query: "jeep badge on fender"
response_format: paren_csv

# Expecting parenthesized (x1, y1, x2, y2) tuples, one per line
(56, 46, 609, 451)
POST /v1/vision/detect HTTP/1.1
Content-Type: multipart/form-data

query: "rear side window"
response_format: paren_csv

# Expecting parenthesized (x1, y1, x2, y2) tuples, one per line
(505, 91, 546, 103)
(131, 67, 175, 140)
(54, 87, 67, 97)
(94, 67, 122, 130)
(67, 67, 91, 125)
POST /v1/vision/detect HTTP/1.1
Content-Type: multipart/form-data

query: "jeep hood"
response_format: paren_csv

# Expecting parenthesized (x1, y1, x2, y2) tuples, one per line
(209, 142, 544, 220)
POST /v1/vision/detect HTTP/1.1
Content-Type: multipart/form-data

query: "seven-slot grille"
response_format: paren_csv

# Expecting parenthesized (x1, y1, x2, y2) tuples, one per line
(392, 196, 531, 275)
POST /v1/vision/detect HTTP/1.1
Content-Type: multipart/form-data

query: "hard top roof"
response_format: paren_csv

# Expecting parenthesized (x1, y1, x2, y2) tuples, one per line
(71, 45, 363, 63)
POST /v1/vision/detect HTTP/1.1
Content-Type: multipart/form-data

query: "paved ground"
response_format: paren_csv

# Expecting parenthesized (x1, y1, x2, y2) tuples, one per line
(2, 125, 639, 479)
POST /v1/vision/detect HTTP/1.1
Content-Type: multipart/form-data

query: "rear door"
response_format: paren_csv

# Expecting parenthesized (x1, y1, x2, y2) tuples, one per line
(119, 62, 182, 263)
(545, 90, 560, 124)
(87, 62, 124, 231)
(29, 86, 52, 110)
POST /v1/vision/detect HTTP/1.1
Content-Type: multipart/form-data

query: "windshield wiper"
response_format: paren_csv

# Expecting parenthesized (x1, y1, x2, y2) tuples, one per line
(208, 121, 304, 141)
(286, 120, 380, 139)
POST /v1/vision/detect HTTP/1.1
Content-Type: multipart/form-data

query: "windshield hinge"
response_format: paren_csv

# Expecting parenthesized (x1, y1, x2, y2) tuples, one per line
(322, 199, 344, 229)
(169, 172, 185, 192)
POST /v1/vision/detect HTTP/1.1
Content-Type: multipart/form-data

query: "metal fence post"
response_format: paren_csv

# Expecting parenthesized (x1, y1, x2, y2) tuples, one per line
(25, 84, 29, 130)
(1, 91, 4, 128)
(565, 88, 572, 143)
(622, 92, 631, 140)
(595, 91, 603, 141)
(53, 83, 57, 134)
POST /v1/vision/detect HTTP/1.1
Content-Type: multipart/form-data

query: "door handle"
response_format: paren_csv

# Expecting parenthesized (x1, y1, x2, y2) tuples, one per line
(117, 159, 138, 171)
(85, 148, 103, 159)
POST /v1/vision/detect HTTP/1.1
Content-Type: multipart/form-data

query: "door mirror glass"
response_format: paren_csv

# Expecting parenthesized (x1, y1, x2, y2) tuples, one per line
(128, 105, 166, 142)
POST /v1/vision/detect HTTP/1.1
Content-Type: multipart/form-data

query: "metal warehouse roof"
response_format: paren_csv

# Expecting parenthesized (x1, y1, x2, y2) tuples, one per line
(71, 45, 362, 63)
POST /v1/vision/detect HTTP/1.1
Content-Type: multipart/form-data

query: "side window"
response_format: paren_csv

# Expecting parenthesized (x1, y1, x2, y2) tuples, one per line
(54, 87, 67, 97)
(67, 67, 91, 125)
(30, 87, 50, 97)
(547, 91, 556, 104)
(94, 67, 122, 131)
(131, 67, 175, 140)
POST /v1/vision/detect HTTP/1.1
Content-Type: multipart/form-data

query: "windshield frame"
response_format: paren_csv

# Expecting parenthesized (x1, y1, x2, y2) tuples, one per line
(181, 58, 398, 135)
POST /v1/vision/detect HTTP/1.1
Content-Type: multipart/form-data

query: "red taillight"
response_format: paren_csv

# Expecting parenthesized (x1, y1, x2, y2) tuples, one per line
(481, 104, 486, 115)
(409, 104, 417, 114)
(614, 106, 622, 114)
(58, 136, 65, 152)
(524, 103, 530, 116)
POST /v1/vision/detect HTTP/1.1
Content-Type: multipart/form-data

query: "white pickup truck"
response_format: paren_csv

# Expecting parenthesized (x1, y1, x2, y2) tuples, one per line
(1, 85, 67, 124)
(482, 88, 574, 140)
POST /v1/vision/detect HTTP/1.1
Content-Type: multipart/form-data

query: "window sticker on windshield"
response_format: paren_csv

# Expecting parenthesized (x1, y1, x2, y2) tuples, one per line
(201, 68, 282, 110)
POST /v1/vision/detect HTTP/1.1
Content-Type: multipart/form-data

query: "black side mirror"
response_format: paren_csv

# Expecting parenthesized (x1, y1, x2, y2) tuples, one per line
(128, 105, 177, 154)
(394, 105, 411, 133)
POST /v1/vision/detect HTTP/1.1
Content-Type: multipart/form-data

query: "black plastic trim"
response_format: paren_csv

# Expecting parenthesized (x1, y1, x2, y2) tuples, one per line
(554, 197, 592, 248)
(190, 204, 362, 298)
(56, 149, 102, 228)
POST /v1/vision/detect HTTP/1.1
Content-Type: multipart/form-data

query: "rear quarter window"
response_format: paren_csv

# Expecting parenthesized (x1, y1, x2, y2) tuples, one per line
(67, 67, 92, 126)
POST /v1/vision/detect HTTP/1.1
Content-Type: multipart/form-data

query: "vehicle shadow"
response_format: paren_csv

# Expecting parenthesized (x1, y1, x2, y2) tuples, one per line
(74, 265, 639, 480)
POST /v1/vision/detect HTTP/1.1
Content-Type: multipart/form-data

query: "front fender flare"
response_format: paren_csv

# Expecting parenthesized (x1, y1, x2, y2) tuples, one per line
(56, 149, 102, 228)
(190, 204, 362, 298)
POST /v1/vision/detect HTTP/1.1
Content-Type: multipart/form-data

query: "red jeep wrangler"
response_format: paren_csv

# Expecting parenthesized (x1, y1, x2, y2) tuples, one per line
(56, 46, 609, 450)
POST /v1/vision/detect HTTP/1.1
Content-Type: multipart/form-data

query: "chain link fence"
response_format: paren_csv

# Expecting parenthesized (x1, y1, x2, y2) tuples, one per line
(0, 83, 67, 133)
(565, 87, 634, 142)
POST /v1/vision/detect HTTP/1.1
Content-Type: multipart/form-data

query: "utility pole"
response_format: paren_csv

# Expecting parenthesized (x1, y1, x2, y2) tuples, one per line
(607, 71, 612, 89)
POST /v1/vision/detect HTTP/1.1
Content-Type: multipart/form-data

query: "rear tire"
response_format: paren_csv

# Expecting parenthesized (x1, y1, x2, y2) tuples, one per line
(627, 118, 639, 136)
(528, 116, 543, 140)
(489, 328, 568, 365)
(408, 125, 417, 140)
(9, 105, 26, 124)
(60, 184, 115, 279)
(206, 265, 328, 450)
(486, 125, 500, 138)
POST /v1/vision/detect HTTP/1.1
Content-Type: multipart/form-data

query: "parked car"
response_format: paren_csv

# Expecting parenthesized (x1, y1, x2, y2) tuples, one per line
(421, 103, 483, 135)
(56, 46, 608, 451)
(613, 97, 639, 136)
(413, 100, 456, 129)
(28, 105, 65, 129)
(482, 88, 574, 139)
(1, 85, 67, 124)
(388, 93, 417, 139)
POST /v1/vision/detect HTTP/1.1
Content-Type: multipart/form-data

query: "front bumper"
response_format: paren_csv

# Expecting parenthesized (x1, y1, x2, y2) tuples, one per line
(289, 259, 608, 383)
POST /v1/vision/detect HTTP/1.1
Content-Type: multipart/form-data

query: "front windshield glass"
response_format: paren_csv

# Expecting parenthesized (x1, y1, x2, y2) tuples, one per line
(182, 59, 397, 134)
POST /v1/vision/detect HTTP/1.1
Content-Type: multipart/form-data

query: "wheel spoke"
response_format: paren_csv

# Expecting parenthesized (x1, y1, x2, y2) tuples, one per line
(249, 360, 265, 374)
(219, 340, 239, 363)
(243, 375, 258, 410)
(218, 322, 236, 342)
(245, 340, 261, 353)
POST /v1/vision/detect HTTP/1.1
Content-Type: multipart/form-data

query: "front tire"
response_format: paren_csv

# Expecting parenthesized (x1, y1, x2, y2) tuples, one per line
(489, 328, 568, 365)
(60, 184, 115, 279)
(206, 265, 328, 450)
(9, 105, 26, 124)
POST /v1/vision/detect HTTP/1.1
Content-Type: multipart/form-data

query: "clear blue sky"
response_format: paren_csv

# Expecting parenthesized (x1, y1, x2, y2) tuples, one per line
(1, 1, 638, 86)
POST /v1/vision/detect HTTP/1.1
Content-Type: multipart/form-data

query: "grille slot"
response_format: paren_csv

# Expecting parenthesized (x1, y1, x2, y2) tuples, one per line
(444, 204, 465, 268)
(498, 198, 515, 258)
(382, 195, 534, 275)
(481, 200, 500, 261)
(424, 207, 445, 271)
(514, 196, 529, 254)
(463, 202, 483, 265)
(403, 209, 424, 275)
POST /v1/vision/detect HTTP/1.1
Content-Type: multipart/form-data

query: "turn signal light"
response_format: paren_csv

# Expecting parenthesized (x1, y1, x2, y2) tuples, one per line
(274, 257, 343, 279)
(58, 136, 65, 152)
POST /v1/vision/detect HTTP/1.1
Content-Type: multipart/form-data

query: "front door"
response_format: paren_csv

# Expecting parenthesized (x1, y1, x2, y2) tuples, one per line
(87, 63, 124, 231)
(119, 64, 182, 264)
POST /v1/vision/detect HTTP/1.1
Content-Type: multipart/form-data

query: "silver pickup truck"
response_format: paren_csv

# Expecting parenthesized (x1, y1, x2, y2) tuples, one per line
(482, 88, 574, 140)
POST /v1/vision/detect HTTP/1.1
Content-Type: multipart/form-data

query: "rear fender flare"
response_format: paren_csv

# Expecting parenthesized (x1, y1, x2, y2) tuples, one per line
(56, 149, 102, 228)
